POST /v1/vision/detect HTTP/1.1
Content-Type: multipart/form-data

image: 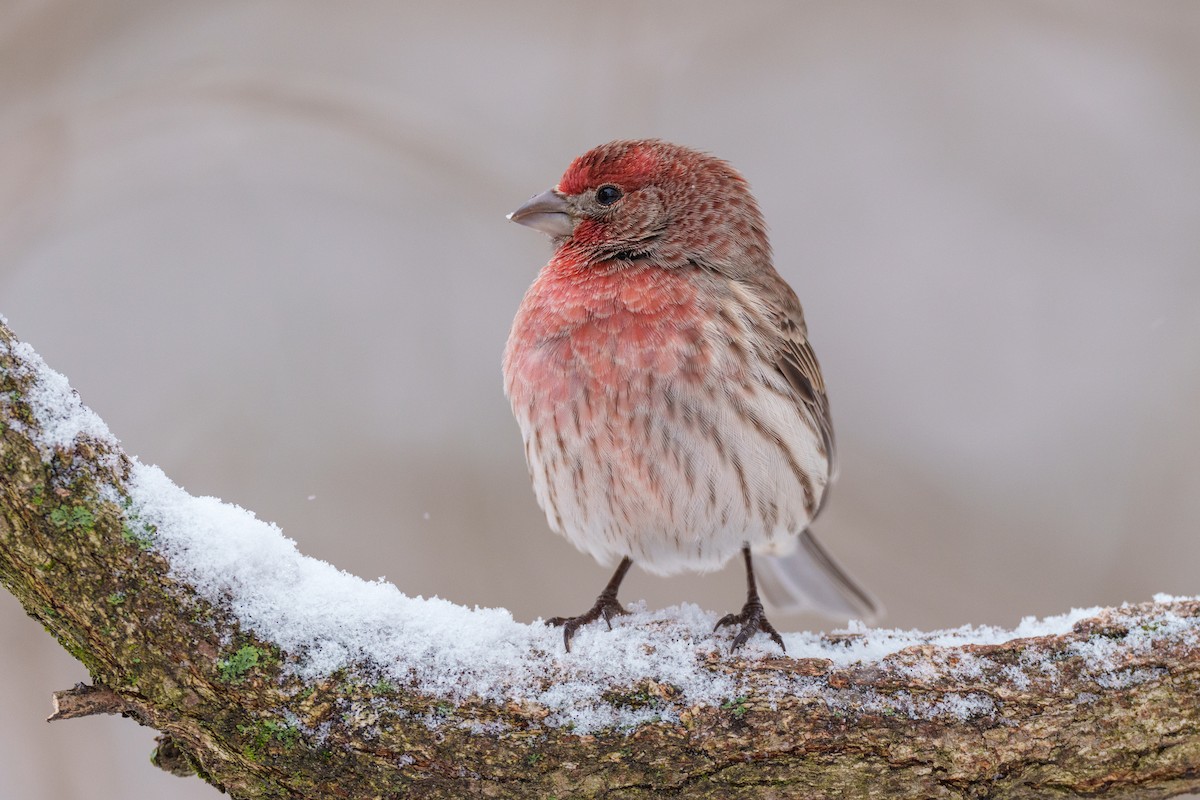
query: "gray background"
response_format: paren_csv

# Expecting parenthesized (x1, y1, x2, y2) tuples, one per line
(2, 2, 1198, 797)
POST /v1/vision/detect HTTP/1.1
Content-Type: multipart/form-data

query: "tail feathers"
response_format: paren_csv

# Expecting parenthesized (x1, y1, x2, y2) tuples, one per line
(757, 530, 882, 623)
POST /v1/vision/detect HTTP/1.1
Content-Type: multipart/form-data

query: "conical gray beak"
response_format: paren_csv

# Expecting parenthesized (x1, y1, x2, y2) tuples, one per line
(507, 189, 574, 238)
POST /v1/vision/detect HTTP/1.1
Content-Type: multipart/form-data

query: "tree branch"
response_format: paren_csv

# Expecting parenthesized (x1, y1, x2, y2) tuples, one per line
(47, 683, 128, 721)
(1, 318, 1199, 799)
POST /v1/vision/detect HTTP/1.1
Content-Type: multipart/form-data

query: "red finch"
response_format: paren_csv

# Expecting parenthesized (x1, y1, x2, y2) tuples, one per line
(504, 140, 878, 652)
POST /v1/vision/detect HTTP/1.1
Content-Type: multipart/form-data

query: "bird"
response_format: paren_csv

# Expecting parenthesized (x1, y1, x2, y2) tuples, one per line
(503, 139, 878, 652)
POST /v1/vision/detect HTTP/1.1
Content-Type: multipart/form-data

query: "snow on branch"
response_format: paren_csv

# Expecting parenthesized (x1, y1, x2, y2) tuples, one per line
(1, 316, 1199, 799)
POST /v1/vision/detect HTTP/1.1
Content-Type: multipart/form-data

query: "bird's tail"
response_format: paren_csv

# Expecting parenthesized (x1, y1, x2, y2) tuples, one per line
(757, 530, 882, 623)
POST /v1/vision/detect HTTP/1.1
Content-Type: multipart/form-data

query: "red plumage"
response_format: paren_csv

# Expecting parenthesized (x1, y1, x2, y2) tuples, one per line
(505, 140, 878, 651)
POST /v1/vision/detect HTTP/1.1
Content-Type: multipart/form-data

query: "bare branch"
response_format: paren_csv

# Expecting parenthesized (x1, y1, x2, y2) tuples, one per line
(47, 683, 127, 722)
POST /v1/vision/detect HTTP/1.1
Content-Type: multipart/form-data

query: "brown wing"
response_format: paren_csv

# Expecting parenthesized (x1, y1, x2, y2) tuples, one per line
(700, 261, 837, 507)
(771, 296, 837, 490)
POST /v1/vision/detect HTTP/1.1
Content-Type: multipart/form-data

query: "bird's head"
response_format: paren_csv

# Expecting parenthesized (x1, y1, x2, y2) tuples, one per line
(508, 139, 770, 272)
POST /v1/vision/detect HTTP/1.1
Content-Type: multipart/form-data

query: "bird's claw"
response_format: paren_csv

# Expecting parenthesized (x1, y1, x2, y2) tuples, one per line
(546, 593, 629, 652)
(713, 600, 786, 653)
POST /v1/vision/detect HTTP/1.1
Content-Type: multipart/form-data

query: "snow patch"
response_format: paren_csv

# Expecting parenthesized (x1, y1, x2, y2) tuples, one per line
(0, 338, 118, 464)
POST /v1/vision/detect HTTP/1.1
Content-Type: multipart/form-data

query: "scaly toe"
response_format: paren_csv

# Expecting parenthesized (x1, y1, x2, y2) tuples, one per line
(713, 612, 741, 632)
(601, 603, 630, 629)
(759, 619, 786, 652)
(715, 602, 786, 653)
(544, 594, 628, 652)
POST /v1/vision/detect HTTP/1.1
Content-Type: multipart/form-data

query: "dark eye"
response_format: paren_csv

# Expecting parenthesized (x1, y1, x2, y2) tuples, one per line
(595, 185, 623, 206)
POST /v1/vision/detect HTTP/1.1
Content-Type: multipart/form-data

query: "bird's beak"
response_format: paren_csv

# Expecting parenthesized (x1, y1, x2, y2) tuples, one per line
(507, 189, 574, 238)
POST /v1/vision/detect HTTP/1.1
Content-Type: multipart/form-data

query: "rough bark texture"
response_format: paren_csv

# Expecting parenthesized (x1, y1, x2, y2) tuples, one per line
(1, 319, 1199, 799)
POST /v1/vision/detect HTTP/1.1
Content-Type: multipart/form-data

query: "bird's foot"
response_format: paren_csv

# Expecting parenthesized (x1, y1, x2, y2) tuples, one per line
(546, 592, 629, 652)
(714, 599, 786, 653)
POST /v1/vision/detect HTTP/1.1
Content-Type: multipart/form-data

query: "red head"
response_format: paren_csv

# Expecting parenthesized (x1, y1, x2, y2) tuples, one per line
(509, 140, 771, 275)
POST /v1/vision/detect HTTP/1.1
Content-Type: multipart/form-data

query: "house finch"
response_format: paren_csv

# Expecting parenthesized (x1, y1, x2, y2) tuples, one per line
(504, 140, 878, 652)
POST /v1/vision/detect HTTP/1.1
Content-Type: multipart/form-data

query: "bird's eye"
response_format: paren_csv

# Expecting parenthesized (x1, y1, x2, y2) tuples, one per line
(595, 185, 623, 206)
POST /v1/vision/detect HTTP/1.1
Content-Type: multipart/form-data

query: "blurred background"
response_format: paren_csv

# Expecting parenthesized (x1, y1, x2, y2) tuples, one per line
(1, 1, 1198, 797)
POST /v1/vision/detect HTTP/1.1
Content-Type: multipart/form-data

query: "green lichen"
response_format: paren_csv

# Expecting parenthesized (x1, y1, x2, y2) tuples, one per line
(107, 591, 127, 605)
(122, 522, 156, 550)
(721, 696, 750, 719)
(7, 390, 33, 424)
(218, 645, 265, 683)
(118, 494, 157, 550)
(49, 504, 95, 533)
(238, 719, 300, 762)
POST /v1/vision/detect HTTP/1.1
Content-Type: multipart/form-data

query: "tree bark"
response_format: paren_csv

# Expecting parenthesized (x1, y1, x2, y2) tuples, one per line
(1, 318, 1199, 799)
